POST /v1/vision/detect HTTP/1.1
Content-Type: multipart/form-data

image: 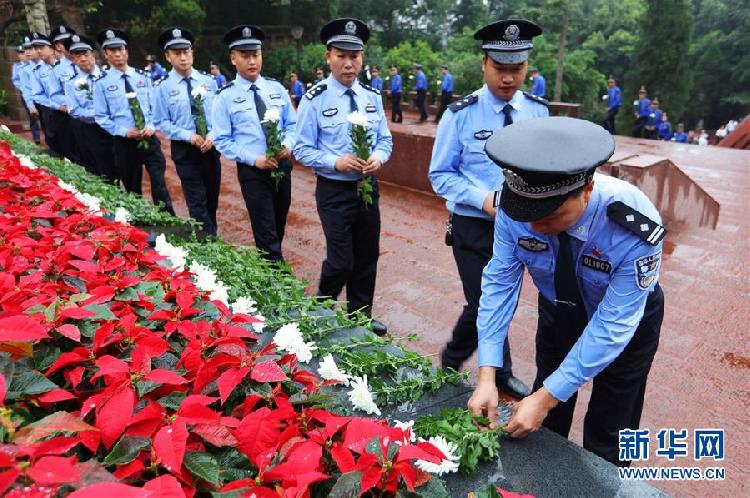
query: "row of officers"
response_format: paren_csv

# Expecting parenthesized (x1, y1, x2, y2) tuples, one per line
(10, 17, 665, 468)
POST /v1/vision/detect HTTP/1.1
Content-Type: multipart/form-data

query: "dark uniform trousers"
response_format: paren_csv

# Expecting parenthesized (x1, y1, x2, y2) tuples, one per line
(237, 159, 292, 261)
(602, 106, 619, 135)
(23, 104, 41, 144)
(112, 135, 175, 215)
(442, 214, 513, 381)
(631, 116, 647, 138)
(415, 89, 428, 121)
(315, 175, 380, 317)
(35, 104, 59, 155)
(534, 284, 664, 467)
(70, 120, 116, 182)
(171, 141, 221, 237)
(50, 110, 80, 164)
(391, 92, 403, 123)
(436, 90, 452, 122)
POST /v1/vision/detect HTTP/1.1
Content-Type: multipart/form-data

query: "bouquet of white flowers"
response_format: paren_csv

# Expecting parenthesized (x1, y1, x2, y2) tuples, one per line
(125, 92, 149, 150)
(190, 85, 208, 137)
(261, 108, 286, 191)
(75, 77, 92, 100)
(347, 111, 374, 206)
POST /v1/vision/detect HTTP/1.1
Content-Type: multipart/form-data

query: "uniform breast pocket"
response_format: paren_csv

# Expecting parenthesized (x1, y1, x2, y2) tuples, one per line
(513, 245, 554, 289)
(462, 141, 489, 163)
(320, 116, 347, 146)
(230, 105, 255, 126)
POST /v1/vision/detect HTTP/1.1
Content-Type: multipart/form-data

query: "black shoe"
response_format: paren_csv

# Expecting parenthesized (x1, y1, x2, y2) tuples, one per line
(370, 319, 388, 336)
(496, 375, 531, 399)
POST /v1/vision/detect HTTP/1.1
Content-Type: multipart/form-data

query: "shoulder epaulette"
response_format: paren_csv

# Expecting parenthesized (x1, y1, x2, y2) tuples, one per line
(305, 83, 327, 100)
(154, 74, 169, 86)
(449, 93, 478, 112)
(360, 83, 381, 95)
(93, 71, 107, 82)
(264, 76, 278, 83)
(522, 91, 549, 106)
(607, 201, 666, 246)
(217, 81, 234, 94)
(198, 69, 208, 76)
(32, 65, 41, 71)
(134, 68, 146, 75)
(52, 59, 61, 67)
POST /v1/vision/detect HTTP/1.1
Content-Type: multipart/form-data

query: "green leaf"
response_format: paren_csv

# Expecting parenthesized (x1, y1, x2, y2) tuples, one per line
(8, 370, 58, 398)
(476, 484, 503, 498)
(184, 451, 221, 486)
(328, 471, 362, 498)
(414, 477, 451, 498)
(157, 391, 187, 411)
(83, 303, 116, 321)
(135, 380, 159, 397)
(102, 435, 151, 466)
(365, 437, 383, 460)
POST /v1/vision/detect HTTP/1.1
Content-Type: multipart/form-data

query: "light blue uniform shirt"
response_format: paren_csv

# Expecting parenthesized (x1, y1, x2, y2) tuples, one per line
(30, 61, 55, 107)
(19, 62, 39, 109)
(11, 62, 24, 91)
(441, 73, 453, 92)
(93, 66, 155, 137)
(48, 57, 77, 110)
(64, 66, 104, 123)
(607, 85, 622, 110)
(293, 76, 393, 181)
(414, 70, 428, 90)
(211, 74, 296, 166)
(390, 74, 402, 93)
(429, 87, 549, 219)
(370, 76, 383, 92)
(153, 68, 218, 142)
(531, 74, 546, 97)
(477, 174, 664, 402)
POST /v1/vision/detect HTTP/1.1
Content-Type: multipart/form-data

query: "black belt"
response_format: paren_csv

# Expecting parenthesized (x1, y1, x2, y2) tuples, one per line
(316, 174, 364, 189)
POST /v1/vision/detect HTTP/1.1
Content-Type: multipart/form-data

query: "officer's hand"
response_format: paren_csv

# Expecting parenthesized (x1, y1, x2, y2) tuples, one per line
(30, 108, 39, 117)
(277, 147, 292, 161)
(189, 133, 204, 148)
(199, 137, 213, 153)
(335, 155, 365, 173)
(505, 387, 559, 439)
(483, 192, 497, 217)
(59, 105, 68, 113)
(125, 128, 141, 139)
(255, 156, 278, 170)
(467, 367, 500, 429)
(362, 156, 382, 175)
(142, 127, 155, 138)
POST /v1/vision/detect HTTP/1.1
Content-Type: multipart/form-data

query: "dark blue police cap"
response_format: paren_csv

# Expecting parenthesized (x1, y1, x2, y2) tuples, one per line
(474, 19, 542, 64)
(320, 18, 369, 51)
(223, 25, 264, 51)
(97, 28, 129, 49)
(485, 117, 615, 222)
(158, 27, 194, 51)
(22, 36, 32, 49)
(63, 34, 96, 53)
(16, 45, 24, 53)
(29, 32, 52, 47)
(49, 25, 75, 43)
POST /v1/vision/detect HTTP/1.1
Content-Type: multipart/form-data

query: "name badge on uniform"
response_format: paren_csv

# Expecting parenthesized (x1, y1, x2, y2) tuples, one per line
(136, 79, 146, 88)
(234, 97, 246, 103)
(518, 236, 548, 252)
(107, 85, 118, 92)
(269, 93, 281, 100)
(582, 255, 612, 273)
(365, 103, 377, 113)
(322, 108, 338, 117)
(169, 89, 180, 96)
(474, 130, 493, 140)
(634, 253, 660, 290)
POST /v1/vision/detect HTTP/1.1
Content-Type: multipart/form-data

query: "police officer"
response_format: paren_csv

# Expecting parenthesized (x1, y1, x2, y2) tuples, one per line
(529, 67, 546, 98)
(643, 98, 662, 140)
(212, 24, 296, 260)
(17, 36, 42, 144)
(48, 24, 81, 163)
(293, 18, 392, 336)
(13, 40, 41, 145)
(631, 86, 651, 138)
(370, 67, 383, 92)
(429, 19, 547, 399)
(153, 27, 222, 237)
(602, 76, 621, 134)
(388, 65, 402, 123)
(290, 72, 305, 107)
(29, 32, 59, 154)
(435, 64, 453, 122)
(412, 63, 428, 122)
(313, 67, 325, 85)
(93, 28, 174, 215)
(468, 117, 665, 467)
(63, 34, 116, 181)
(145, 55, 167, 82)
(210, 63, 228, 89)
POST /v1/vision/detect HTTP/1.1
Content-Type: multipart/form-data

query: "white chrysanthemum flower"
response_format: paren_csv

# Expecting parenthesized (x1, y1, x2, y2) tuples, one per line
(261, 108, 281, 124)
(230, 296, 258, 315)
(393, 419, 416, 443)
(347, 376, 381, 416)
(273, 323, 316, 363)
(75, 192, 101, 214)
(75, 77, 88, 89)
(125, 92, 137, 99)
(154, 234, 188, 271)
(346, 110, 368, 128)
(317, 354, 350, 385)
(251, 313, 266, 333)
(0, 124, 10, 133)
(414, 436, 460, 475)
(113, 207, 132, 224)
(189, 260, 229, 305)
(191, 85, 208, 99)
(56, 179, 78, 194)
(17, 154, 37, 169)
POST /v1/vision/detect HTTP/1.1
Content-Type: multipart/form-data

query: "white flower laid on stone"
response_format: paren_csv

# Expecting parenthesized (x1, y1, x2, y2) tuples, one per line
(154, 234, 188, 272)
(75, 77, 88, 90)
(230, 296, 258, 315)
(272, 322, 316, 363)
(414, 436, 460, 475)
(113, 207, 132, 224)
(16, 154, 37, 169)
(317, 354, 350, 385)
(190, 85, 208, 100)
(392, 419, 417, 443)
(261, 107, 281, 124)
(189, 260, 229, 305)
(346, 110, 368, 128)
(125, 91, 137, 99)
(347, 375, 381, 416)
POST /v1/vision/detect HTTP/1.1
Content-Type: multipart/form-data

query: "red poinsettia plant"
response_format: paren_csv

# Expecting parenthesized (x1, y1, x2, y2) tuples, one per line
(0, 141, 449, 497)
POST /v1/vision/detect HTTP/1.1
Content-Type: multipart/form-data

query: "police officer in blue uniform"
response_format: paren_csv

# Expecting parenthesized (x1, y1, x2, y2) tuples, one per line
(430, 19, 548, 399)
(153, 27, 221, 237)
(294, 18, 393, 336)
(435, 65, 453, 122)
(13, 39, 41, 144)
(28, 32, 59, 154)
(412, 63, 428, 122)
(602, 76, 621, 134)
(48, 25, 81, 163)
(643, 97, 662, 140)
(145, 55, 167, 82)
(93, 28, 174, 215)
(290, 72, 305, 107)
(529, 67, 546, 98)
(631, 86, 651, 138)
(468, 117, 665, 466)
(387, 65, 403, 123)
(370, 66, 383, 92)
(212, 24, 297, 260)
(63, 34, 116, 181)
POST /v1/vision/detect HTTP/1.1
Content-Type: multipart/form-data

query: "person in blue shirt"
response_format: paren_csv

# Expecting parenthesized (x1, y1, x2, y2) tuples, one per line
(412, 63, 428, 122)
(11, 45, 26, 94)
(153, 27, 222, 237)
(212, 24, 297, 261)
(145, 55, 167, 82)
(289, 72, 305, 107)
(468, 117, 665, 467)
(631, 85, 651, 138)
(293, 18, 393, 336)
(13, 41, 41, 144)
(602, 76, 621, 135)
(63, 34, 115, 181)
(387, 65, 403, 123)
(435, 65, 453, 122)
(529, 67, 546, 98)
(672, 122, 688, 143)
(643, 98, 662, 140)
(370, 66, 383, 92)
(209, 63, 227, 89)
(429, 19, 548, 400)
(29, 32, 60, 155)
(48, 24, 81, 163)
(657, 111, 673, 141)
(93, 28, 174, 215)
